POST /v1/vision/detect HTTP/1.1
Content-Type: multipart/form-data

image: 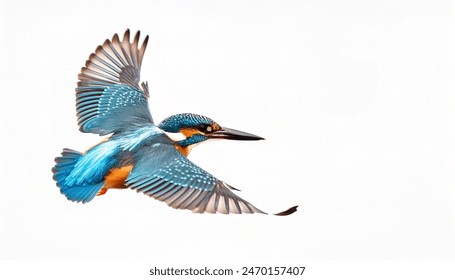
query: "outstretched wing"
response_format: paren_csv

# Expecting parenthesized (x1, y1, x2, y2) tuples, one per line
(76, 29, 153, 136)
(125, 139, 266, 214)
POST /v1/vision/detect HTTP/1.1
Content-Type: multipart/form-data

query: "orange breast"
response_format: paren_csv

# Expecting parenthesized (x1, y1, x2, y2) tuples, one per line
(104, 165, 134, 189)
(175, 145, 190, 157)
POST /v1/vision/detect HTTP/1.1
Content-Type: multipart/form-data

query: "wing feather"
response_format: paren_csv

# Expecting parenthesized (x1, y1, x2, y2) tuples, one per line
(76, 29, 153, 135)
(126, 142, 266, 214)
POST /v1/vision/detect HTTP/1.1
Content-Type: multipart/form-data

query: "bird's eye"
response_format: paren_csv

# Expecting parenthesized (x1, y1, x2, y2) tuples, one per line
(198, 124, 213, 133)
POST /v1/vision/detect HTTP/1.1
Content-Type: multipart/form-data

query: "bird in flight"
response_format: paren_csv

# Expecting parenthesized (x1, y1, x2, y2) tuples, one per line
(52, 29, 297, 215)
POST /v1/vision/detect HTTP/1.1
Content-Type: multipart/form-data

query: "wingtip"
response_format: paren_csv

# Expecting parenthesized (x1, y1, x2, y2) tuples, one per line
(142, 35, 149, 47)
(112, 33, 120, 44)
(95, 45, 103, 53)
(274, 205, 298, 216)
(102, 38, 111, 48)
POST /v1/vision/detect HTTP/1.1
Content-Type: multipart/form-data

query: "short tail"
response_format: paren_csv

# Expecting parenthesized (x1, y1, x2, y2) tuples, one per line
(52, 148, 103, 203)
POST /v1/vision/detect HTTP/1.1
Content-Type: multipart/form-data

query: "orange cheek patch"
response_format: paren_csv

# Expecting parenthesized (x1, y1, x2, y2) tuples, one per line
(104, 165, 134, 189)
(180, 128, 199, 138)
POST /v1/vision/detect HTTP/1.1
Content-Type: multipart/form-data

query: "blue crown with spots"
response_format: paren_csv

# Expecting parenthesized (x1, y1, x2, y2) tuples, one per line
(158, 113, 214, 132)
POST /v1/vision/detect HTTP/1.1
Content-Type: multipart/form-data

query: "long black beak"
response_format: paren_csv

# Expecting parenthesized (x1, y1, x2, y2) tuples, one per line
(209, 127, 264, 141)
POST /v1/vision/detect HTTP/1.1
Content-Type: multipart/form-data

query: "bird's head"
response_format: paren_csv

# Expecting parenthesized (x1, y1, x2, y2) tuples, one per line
(158, 113, 264, 156)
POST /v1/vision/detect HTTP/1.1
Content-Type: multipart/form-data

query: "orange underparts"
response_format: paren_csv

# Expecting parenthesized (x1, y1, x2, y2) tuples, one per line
(175, 145, 190, 157)
(97, 165, 133, 196)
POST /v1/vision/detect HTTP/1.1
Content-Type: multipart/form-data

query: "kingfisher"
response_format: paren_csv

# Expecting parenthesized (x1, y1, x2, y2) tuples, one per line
(52, 29, 297, 215)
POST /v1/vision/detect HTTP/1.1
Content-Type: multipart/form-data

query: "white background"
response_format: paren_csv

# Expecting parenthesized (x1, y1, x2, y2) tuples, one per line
(1, 0, 455, 277)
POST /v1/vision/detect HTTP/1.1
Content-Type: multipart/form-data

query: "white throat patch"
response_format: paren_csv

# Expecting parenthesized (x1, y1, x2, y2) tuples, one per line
(164, 131, 187, 142)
